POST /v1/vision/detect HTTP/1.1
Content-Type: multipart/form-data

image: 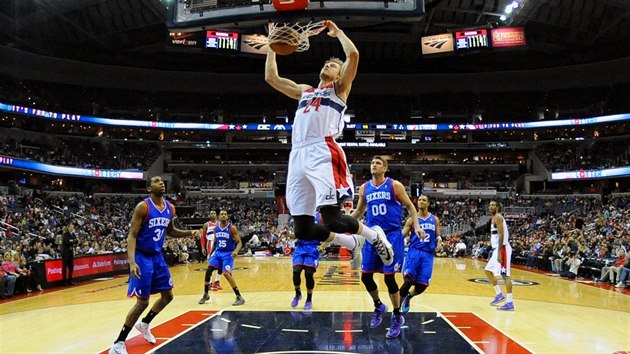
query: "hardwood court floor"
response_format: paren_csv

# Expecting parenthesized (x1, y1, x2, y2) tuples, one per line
(1, 256, 628, 354)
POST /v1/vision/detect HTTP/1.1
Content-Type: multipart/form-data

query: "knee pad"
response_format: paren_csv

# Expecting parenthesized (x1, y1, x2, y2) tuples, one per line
(294, 214, 330, 241)
(204, 268, 213, 283)
(384, 274, 399, 294)
(320, 206, 359, 234)
(293, 215, 315, 239)
(361, 273, 378, 292)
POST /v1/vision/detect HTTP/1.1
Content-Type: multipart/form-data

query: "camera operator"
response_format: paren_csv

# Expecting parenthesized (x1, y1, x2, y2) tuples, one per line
(559, 251, 582, 279)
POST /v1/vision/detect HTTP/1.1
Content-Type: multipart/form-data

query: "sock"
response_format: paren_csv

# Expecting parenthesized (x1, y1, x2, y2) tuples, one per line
(331, 233, 357, 249)
(204, 284, 209, 294)
(214, 275, 221, 283)
(233, 287, 241, 297)
(393, 307, 401, 317)
(306, 292, 313, 302)
(358, 225, 378, 243)
(115, 324, 132, 343)
(295, 289, 302, 298)
(142, 310, 158, 324)
(494, 285, 502, 295)
(507, 293, 513, 302)
(374, 299, 383, 308)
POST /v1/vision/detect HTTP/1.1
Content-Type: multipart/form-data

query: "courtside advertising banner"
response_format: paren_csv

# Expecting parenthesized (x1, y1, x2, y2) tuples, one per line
(113, 253, 130, 271)
(491, 27, 527, 48)
(421, 33, 454, 55)
(45, 255, 115, 282)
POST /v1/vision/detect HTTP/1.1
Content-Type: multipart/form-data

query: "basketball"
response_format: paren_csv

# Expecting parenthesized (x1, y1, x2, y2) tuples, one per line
(269, 42, 298, 55)
(268, 24, 302, 55)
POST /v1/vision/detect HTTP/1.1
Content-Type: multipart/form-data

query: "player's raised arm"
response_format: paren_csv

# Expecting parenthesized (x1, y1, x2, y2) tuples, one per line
(265, 51, 311, 100)
(323, 20, 359, 100)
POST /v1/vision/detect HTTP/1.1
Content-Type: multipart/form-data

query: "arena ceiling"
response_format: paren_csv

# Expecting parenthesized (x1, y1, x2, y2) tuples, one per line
(1, 0, 630, 74)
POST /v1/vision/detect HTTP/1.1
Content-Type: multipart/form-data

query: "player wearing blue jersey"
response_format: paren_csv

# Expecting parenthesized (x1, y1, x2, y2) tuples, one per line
(352, 156, 422, 339)
(109, 176, 199, 354)
(290, 212, 322, 310)
(400, 195, 440, 314)
(265, 20, 395, 269)
(206, 210, 245, 306)
(198, 210, 223, 296)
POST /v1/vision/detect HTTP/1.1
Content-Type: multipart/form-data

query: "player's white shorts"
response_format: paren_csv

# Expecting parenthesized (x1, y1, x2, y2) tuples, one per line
(485, 244, 512, 277)
(286, 136, 354, 216)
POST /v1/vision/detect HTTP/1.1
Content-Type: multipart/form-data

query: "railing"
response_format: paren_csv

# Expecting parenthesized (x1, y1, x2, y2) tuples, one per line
(0, 221, 20, 236)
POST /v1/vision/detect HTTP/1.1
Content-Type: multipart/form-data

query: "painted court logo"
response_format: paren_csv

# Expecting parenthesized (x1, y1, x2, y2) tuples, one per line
(468, 278, 539, 286)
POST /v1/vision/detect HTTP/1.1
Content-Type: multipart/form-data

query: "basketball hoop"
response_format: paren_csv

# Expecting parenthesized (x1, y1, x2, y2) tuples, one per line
(268, 21, 326, 55)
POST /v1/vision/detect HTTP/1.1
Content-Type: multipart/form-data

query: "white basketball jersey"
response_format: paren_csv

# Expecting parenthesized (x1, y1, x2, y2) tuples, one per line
(292, 83, 347, 146)
(490, 215, 510, 249)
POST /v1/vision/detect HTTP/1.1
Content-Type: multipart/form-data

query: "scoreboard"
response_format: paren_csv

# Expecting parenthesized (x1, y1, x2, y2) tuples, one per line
(455, 29, 489, 51)
(205, 30, 239, 51)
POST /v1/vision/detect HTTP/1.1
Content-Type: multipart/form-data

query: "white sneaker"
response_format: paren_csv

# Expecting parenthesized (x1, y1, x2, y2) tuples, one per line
(615, 282, 625, 288)
(135, 321, 156, 344)
(109, 341, 127, 354)
(349, 235, 364, 270)
(370, 226, 394, 266)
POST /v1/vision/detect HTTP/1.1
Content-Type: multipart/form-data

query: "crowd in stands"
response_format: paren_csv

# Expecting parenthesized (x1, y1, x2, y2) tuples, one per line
(0, 133, 160, 171)
(178, 169, 275, 191)
(536, 139, 630, 172)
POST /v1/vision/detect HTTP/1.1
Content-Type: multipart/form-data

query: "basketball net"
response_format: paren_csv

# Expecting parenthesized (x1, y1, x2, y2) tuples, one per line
(268, 21, 326, 52)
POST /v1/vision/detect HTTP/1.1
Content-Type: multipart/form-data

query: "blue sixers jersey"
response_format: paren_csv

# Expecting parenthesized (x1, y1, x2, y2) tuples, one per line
(136, 197, 172, 255)
(214, 222, 236, 253)
(364, 178, 402, 232)
(410, 213, 438, 252)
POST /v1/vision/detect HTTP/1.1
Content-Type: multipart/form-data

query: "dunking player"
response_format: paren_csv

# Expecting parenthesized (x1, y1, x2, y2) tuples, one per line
(290, 211, 322, 310)
(400, 195, 440, 314)
(109, 176, 199, 354)
(205, 210, 245, 306)
(265, 20, 393, 267)
(198, 210, 223, 304)
(485, 200, 515, 311)
(352, 156, 422, 339)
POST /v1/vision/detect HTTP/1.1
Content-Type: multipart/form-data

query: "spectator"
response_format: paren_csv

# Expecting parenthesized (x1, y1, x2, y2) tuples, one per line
(0, 267, 16, 298)
(559, 252, 582, 279)
(598, 249, 625, 284)
(453, 239, 467, 257)
(615, 259, 630, 288)
(2, 252, 26, 294)
(61, 226, 78, 285)
(248, 234, 260, 248)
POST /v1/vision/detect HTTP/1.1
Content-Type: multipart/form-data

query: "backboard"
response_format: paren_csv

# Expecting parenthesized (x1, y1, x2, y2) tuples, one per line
(168, 0, 425, 31)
